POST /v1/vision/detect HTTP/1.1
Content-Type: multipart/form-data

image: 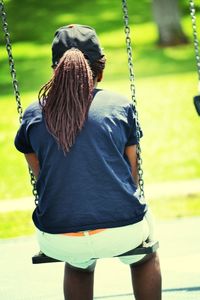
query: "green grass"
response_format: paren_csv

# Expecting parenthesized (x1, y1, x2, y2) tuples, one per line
(0, 0, 200, 200)
(150, 194, 200, 219)
(0, 210, 34, 238)
(1, 194, 200, 239)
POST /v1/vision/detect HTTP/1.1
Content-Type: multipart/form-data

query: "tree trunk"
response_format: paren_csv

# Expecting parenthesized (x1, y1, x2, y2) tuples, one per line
(152, 0, 188, 46)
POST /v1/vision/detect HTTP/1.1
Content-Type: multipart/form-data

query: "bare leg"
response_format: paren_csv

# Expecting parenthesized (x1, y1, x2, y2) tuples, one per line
(63, 262, 96, 300)
(130, 252, 162, 300)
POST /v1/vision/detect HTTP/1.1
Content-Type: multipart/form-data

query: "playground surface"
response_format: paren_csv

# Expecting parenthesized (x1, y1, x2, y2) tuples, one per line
(0, 216, 200, 299)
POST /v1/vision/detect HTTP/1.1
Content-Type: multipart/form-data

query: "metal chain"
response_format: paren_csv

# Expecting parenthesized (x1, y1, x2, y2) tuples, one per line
(0, 0, 39, 205)
(0, 0, 23, 123)
(122, 0, 145, 198)
(189, 0, 200, 92)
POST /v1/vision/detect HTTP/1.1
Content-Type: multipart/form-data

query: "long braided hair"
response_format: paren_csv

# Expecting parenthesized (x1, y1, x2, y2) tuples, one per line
(39, 48, 105, 153)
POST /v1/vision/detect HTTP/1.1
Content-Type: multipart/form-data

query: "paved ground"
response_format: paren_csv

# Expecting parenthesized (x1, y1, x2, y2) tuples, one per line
(0, 217, 200, 299)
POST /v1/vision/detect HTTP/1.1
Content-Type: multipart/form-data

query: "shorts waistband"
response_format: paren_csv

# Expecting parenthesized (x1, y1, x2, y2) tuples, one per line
(62, 229, 106, 237)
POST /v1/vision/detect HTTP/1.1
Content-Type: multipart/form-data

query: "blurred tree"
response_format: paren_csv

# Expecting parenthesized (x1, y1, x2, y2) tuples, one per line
(152, 0, 188, 46)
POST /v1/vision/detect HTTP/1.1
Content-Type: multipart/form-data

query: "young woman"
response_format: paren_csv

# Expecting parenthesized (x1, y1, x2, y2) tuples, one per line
(15, 24, 161, 300)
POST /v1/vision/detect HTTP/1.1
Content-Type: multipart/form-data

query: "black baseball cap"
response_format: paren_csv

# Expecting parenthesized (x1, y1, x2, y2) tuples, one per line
(52, 24, 104, 67)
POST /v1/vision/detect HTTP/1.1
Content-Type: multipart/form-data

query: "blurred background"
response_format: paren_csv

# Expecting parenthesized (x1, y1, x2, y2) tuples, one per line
(0, 0, 200, 238)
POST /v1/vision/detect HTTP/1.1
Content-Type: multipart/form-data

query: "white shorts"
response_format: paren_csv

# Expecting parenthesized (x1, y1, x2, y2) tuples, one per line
(36, 218, 150, 269)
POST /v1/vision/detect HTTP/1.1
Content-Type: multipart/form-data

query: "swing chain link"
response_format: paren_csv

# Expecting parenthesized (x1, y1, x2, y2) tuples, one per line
(0, 0, 39, 205)
(0, 0, 23, 123)
(122, 0, 145, 198)
(189, 0, 200, 91)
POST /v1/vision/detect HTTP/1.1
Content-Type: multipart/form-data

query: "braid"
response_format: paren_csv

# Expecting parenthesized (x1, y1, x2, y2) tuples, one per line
(90, 56, 106, 79)
(39, 49, 94, 153)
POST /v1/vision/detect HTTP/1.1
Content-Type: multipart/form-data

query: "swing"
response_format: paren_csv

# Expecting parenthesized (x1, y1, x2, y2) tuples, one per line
(0, 0, 159, 264)
(189, 0, 200, 115)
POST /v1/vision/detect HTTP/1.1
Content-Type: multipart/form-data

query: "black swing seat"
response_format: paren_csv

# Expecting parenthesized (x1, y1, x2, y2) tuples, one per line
(32, 240, 159, 264)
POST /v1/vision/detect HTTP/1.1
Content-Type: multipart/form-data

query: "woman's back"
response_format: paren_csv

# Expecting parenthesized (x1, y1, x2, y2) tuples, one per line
(15, 88, 146, 233)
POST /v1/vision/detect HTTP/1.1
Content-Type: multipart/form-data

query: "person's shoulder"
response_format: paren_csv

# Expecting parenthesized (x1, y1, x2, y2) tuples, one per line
(95, 89, 132, 108)
(23, 101, 42, 122)
(24, 101, 41, 115)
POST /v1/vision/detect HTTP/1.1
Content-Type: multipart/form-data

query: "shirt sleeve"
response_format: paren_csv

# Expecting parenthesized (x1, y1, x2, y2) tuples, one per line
(126, 103, 143, 146)
(14, 118, 34, 154)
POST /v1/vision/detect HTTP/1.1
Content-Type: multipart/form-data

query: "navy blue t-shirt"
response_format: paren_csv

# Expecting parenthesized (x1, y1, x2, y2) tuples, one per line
(15, 89, 147, 233)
